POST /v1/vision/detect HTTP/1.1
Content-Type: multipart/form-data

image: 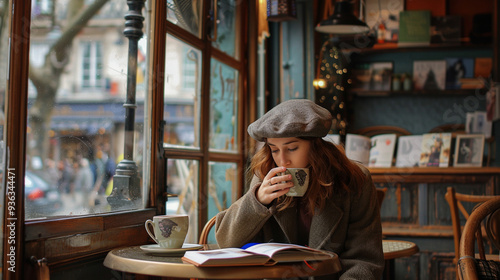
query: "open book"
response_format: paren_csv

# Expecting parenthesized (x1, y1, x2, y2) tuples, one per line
(345, 133, 397, 167)
(181, 243, 334, 267)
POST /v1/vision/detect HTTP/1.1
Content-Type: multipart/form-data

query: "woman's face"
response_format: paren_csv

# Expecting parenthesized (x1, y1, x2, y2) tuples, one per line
(267, 137, 311, 168)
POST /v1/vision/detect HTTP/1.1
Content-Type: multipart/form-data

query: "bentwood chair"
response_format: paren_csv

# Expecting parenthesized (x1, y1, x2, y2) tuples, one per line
(445, 187, 500, 278)
(199, 215, 217, 245)
(458, 197, 500, 280)
(377, 187, 387, 209)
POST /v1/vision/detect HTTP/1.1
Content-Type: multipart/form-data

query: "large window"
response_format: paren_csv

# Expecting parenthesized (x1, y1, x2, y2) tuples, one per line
(0, 0, 252, 277)
(161, 0, 247, 244)
(26, 0, 145, 218)
(7, 0, 153, 276)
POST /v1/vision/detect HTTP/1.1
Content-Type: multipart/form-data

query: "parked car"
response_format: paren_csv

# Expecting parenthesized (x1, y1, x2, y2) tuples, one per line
(25, 171, 63, 218)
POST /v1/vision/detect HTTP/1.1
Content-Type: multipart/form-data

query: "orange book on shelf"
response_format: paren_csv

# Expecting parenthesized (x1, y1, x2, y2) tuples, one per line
(474, 57, 492, 79)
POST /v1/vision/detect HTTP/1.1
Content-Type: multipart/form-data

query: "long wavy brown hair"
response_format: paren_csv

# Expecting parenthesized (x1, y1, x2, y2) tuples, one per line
(247, 137, 366, 215)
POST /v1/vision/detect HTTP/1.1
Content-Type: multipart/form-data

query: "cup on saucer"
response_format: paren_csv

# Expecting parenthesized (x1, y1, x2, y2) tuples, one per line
(145, 214, 189, 249)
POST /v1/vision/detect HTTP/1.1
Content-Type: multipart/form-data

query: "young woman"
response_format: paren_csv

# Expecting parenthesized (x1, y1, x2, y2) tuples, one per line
(215, 99, 384, 279)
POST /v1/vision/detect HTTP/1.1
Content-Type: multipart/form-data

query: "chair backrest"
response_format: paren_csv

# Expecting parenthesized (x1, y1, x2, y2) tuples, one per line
(376, 187, 387, 209)
(199, 215, 217, 245)
(445, 187, 499, 266)
(351, 125, 412, 137)
(486, 206, 500, 251)
(458, 197, 500, 280)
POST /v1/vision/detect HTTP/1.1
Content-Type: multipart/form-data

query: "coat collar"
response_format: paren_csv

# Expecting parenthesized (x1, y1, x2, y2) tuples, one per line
(272, 196, 344, 249)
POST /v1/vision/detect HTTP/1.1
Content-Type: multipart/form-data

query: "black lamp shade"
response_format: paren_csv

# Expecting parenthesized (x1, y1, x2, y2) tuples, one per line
(267, 0, 297, 22)
(315, 0, 369, 34)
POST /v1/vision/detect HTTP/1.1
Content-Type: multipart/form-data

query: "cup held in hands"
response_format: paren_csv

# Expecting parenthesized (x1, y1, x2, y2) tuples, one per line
(284, 168, 309, 197)
(145, 214, 189, 248)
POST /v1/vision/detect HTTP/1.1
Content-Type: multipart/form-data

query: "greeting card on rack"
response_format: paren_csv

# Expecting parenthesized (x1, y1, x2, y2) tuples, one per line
(369, 134, 397, 167)
(453, 134, 485, 167)
(345, 134, 371, 166)
(413, 60, 446, 90)
(395, 135, 423, 167)
(419, 133, 452, 167)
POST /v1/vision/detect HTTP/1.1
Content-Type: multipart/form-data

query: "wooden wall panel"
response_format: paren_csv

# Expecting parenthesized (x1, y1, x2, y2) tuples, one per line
(405, 0, 446, 16)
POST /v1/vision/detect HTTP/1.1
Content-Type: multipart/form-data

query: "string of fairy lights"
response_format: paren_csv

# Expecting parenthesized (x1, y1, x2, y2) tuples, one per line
(314, 39, 350, 137)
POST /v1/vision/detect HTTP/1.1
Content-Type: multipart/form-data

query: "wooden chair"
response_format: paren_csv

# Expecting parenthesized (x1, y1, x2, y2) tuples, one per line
(458, 197, 500, 280)
(351, 125, 412, 137)
(377, 187, 387, 209)
(445, 187, 499, 278)
(486, 204, 500, 252)
(429, 123, 466, 134)
(199, 215, 217, 245)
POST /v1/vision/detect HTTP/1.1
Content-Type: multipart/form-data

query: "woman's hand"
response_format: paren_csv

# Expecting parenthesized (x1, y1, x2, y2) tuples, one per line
(256, 166, 294, 205)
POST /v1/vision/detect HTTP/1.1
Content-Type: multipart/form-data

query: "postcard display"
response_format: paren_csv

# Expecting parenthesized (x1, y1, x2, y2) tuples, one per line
(342, 131, 487, 168)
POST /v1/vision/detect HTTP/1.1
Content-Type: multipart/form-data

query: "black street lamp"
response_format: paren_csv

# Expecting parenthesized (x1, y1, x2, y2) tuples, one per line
(107, 0, 145, 209)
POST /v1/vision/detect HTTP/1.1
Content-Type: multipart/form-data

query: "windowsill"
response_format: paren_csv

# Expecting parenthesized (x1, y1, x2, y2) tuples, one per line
(25, 208, 156, 241)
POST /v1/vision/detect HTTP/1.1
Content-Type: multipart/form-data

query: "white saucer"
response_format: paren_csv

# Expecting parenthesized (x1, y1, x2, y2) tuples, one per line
(140, 243, 203, 256)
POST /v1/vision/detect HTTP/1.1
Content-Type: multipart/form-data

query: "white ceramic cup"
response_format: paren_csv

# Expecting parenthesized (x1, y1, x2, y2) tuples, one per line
(145, 214, 189, 248)
(283, 168, 310, 197)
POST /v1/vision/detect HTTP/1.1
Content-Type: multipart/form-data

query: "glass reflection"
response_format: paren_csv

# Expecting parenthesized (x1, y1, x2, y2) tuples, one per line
(26, 0, 147, 218)
(166, 158, 199, 244)
(166, 0, 203, 37)
(211, 0, 239, 59)
(209, 59, 239, 152)
(164, 34, 201, 148)
(207, 161, 236, 242)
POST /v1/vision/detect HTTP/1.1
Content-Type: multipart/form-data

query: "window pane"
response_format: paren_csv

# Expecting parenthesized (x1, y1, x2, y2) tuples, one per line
(211, 0, 239, 59)
(26, 0, 146, 219)
(164, 34, 201, 148)
(207, 161, 236, 243)
(81, 41, 104, 90)
(166, 158, 199, 244)
(166, 0, 203, 38)
(209, 59, 238, 152)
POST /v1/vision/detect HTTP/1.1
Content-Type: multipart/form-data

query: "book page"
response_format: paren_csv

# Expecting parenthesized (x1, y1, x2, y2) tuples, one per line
(396, 135, 423, 167)
(368, 134, 397, 167)
(183, 248, 270, 266)
(345, 134, 371, 165)
(244, 243, 332, 263)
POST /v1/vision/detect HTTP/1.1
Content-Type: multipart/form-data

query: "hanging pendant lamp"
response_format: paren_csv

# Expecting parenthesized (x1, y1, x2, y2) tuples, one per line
(315, 0, 369, 35)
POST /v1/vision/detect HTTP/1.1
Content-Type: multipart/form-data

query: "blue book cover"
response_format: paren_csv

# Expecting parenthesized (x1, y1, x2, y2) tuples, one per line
(445, 58, 474, 90)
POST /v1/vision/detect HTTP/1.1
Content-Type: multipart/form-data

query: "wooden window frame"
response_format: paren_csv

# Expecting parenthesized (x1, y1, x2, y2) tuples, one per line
(2, 1, 258, 279)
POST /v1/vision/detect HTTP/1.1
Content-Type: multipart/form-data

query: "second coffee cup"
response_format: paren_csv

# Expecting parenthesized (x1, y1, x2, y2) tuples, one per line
(145, 214, 189, 248)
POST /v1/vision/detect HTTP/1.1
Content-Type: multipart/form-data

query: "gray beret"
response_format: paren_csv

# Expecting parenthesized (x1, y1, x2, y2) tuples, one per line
(248, 99, 333, 142)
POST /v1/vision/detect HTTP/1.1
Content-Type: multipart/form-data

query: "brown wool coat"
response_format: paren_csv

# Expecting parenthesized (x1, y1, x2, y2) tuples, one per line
(215, 163, 384, 280)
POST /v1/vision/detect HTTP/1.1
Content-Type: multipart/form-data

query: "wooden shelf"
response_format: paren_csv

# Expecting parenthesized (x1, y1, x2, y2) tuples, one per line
(369, 167, 500, 176)
(348, 42, 492, 55)
(369, 167, 500, 184)
(350, 89, 485, 97)
(382, 225, 453, 238)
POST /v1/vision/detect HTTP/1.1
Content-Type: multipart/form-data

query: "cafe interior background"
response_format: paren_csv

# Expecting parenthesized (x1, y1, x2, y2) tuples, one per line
(0, 0, 498, 279)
